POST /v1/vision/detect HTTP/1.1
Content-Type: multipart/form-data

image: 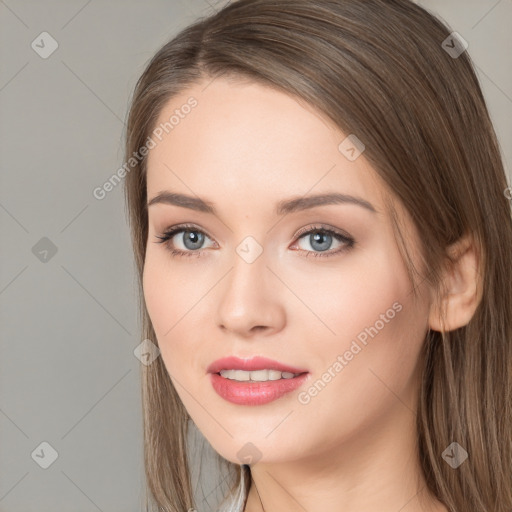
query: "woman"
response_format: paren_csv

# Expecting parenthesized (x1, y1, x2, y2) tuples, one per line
(123, 1, 512, 511)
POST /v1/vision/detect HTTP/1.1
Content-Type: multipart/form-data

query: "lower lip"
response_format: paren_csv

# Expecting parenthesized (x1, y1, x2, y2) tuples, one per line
(209, 372, 309, 405)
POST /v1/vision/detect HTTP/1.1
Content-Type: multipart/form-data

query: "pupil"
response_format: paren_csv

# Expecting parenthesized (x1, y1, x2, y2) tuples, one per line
(311, 232, 331, 252)
(184, 231, 204, 249)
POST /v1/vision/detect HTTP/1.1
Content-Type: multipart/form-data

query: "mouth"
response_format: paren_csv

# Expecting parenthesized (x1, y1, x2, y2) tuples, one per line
(207, 355, 308, 375)
(215, 369, 307, 382)
(207, 356, 310, 405)
(209, 372, 309, 405)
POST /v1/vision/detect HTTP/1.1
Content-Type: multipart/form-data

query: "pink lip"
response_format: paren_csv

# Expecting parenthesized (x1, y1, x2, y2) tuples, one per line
(207, 356, 308, 375)
(207, 356, 310, 406)
(209, 372, 310, 405)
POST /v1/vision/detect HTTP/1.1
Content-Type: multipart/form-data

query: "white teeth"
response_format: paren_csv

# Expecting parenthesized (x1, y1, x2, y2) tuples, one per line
(219, 369, 301, 382)
(234, 370, 250, 381)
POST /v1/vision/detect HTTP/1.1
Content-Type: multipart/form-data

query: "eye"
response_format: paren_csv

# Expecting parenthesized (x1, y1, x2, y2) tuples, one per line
(153, 223, 216, 258)
(153, 223, 356, 259)
(291, 224, 355, 258)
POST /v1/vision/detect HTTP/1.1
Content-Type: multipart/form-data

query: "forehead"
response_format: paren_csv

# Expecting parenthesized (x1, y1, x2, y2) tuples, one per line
(145, 77, 388, 212)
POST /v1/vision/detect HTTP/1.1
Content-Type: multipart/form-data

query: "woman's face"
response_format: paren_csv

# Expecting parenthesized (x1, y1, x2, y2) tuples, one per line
(143, 76, 432, 465)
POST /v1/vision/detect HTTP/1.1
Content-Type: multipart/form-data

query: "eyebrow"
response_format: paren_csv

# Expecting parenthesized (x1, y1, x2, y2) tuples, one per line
(147, 191, 378, 215)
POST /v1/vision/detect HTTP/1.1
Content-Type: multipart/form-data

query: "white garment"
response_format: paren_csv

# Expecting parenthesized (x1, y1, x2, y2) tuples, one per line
(216, 465, 248, 512)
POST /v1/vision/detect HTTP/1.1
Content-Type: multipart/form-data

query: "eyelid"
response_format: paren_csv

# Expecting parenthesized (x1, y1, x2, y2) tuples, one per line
(293, 223, 352, 240)
(156, 222, 350, 242)
(155, 222, 217, 247)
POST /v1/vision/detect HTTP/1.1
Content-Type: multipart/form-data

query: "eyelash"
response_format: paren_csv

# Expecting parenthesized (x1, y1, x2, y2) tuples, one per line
(153, 223, 356, 259)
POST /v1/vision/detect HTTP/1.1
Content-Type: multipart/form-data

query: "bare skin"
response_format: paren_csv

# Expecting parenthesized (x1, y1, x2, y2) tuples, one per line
(143, 76, 479, 512)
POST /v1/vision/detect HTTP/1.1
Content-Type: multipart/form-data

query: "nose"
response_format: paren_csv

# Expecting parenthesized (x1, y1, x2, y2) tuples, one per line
(215, 248, 286, 338)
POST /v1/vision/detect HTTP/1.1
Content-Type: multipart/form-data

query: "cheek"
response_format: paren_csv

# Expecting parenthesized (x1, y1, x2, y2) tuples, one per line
(142, 251, 209, 375)
(293, 241, 427, 396)
(285, 242, 413, 344)
(143, 253, 172, 339)
(298, 246, 429, 423)
(143, 249, 195, 333)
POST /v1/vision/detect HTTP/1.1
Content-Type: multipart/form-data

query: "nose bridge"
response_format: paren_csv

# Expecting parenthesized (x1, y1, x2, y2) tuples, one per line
(225, 239, 269, 305)
(215, 237, 284, 334)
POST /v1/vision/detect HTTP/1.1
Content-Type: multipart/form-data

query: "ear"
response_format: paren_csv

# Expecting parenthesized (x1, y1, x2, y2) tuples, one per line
(428, 232, 483, 332)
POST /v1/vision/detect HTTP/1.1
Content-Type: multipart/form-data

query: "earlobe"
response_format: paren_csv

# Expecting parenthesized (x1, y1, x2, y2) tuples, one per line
(428, 233, 483, 333)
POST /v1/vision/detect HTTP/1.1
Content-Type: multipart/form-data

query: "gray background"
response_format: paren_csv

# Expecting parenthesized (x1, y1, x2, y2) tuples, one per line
(0, 1, 510, 511)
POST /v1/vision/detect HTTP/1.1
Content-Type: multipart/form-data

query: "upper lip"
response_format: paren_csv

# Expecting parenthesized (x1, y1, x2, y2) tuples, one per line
(207, 356, 308, 375)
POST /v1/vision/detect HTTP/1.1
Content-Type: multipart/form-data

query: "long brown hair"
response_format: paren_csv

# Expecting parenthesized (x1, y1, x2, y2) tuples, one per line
(123, 1, 512, 510)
